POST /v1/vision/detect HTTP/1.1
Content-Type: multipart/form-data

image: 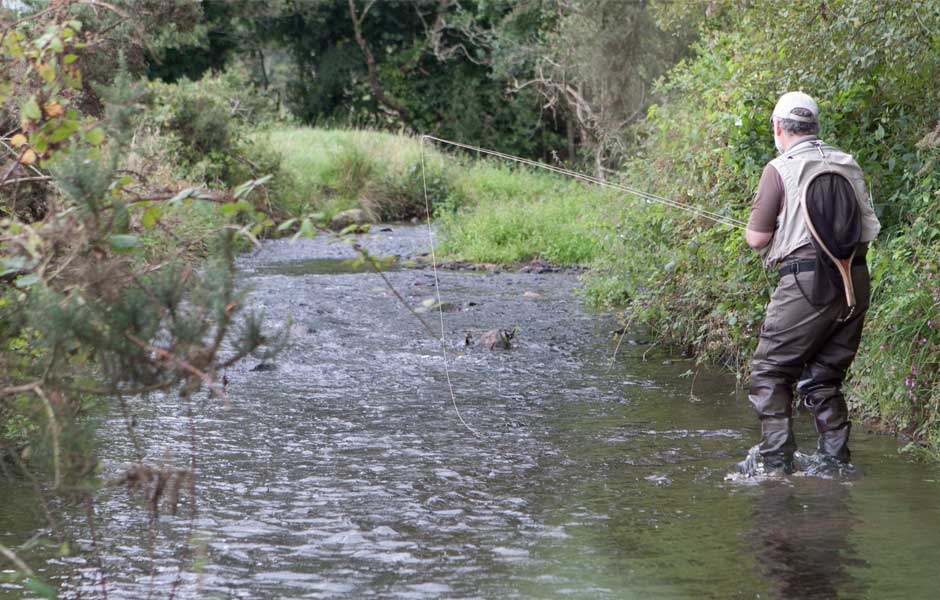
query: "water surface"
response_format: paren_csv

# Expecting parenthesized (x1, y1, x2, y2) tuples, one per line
(2, 225, 938, 599)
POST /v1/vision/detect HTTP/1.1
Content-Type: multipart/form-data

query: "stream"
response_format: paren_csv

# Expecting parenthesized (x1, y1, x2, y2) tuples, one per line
(2, 225, 940, 599)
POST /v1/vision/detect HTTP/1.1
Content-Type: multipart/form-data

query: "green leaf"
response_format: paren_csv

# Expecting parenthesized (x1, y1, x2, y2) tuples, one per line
(109, 175, 134, 192)
(219, 203, 238, 216)
(84, 128, 105, 146)
(234, 174, 273, 200)
(339, 224, 360, 235)
(31, 132, 48, 154)
(39, 62, 56, 83)
(49, 120, 78, 143)
(291, 218, 316, 242)
(108, 234, 139, 251)
(14, 273, 40, 288)
(0, 256, 28, 277)
(63, 53, 78, 64)
(141, 205, 161, 229)
(276, 218, 297, 231)
(22, 98, 41, 121)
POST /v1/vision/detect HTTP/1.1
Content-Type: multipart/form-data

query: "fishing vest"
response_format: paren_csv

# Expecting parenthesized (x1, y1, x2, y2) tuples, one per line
(760, 137, 881, 268)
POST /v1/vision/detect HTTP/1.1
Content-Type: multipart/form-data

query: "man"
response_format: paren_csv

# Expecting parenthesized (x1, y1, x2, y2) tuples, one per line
(740, 91, 881, 475)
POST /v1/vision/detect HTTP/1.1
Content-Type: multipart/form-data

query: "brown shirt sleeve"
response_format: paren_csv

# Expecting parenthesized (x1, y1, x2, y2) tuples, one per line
(747, 164, 785, 233)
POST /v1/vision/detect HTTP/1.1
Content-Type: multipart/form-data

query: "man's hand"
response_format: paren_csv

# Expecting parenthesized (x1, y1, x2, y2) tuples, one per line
(745, 228, 772, 249)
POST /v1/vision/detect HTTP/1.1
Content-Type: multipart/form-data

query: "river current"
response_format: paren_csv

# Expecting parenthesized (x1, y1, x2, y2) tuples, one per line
(2, 225, 939, 599)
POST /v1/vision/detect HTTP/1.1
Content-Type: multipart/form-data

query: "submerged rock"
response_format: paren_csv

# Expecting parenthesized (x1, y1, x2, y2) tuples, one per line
(250, 362, 277, 372)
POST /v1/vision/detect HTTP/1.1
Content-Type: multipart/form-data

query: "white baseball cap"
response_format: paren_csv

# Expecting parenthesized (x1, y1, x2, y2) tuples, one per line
(772, 91, 818, 123)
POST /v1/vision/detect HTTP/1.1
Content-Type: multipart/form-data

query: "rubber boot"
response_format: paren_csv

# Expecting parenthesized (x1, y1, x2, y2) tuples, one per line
(816, 422, 851, 463)
(758, 416, 796, 471)
(802, 392, 851, 463)
(735, 444, 794, 477)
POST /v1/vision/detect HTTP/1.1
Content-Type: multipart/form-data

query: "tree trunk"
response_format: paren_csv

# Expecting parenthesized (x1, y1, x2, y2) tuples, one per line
(347, 0, 410, 125)
(566, 114, 576, 162)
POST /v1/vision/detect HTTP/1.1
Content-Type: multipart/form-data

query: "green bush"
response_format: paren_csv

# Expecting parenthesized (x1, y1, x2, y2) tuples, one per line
(145, 68, 288, 191)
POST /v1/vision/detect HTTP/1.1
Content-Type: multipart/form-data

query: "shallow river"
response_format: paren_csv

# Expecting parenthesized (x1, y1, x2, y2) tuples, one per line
(2, 225, 940, 599)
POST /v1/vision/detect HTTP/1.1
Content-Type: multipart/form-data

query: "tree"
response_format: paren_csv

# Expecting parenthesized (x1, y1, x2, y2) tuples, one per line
(1, 0, 281, 514)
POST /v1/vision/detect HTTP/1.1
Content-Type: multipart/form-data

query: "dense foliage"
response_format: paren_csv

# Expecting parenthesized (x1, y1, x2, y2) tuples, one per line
(589, 0, 940, 455)
(0, 8, 289, 591)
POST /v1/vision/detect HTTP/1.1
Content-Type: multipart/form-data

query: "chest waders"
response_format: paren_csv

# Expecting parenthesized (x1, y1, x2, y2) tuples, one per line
(742, 142, 870, 476)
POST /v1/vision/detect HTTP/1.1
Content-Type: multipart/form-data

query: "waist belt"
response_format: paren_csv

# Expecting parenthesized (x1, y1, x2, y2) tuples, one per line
(778, 255, 867, 277)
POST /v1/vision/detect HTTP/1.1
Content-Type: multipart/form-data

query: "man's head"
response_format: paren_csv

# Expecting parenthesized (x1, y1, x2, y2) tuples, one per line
(771, 91, 819, 153)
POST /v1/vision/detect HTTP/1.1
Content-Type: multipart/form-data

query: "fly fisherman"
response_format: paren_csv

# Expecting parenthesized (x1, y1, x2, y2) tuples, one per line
(738, 92, 881, 475)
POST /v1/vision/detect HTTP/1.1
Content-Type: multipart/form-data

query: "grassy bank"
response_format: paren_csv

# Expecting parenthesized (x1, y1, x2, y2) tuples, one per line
(254, 128, 440, 223)
(256, 127, 613, 265)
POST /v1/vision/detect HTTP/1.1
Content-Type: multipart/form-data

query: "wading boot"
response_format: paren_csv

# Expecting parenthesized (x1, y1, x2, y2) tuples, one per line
(735, 445, 794, 477)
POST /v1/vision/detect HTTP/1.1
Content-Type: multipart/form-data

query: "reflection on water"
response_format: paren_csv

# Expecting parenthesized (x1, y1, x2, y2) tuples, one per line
(2, 226, 939, 599)
(750, 479, 866, 600)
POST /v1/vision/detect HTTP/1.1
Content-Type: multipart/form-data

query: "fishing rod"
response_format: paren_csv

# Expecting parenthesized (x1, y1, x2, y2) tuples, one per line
(420, 135, 748, 230)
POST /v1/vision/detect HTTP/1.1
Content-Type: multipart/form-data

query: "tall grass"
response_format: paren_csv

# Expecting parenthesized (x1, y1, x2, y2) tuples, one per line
(256, 127, 612, 266)
(254, 128, 448, 221)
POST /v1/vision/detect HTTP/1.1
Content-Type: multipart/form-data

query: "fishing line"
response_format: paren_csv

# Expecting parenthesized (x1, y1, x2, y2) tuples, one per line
(419, 136, 481, 438)
(421, 135, 748, 230)
(417, 135, 749, 435)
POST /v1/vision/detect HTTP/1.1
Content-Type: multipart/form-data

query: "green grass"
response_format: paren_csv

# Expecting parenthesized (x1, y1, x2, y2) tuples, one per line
(255, 127, 612, 266)
(254, 127, 447, 221)
(438, 161, 612, 265)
